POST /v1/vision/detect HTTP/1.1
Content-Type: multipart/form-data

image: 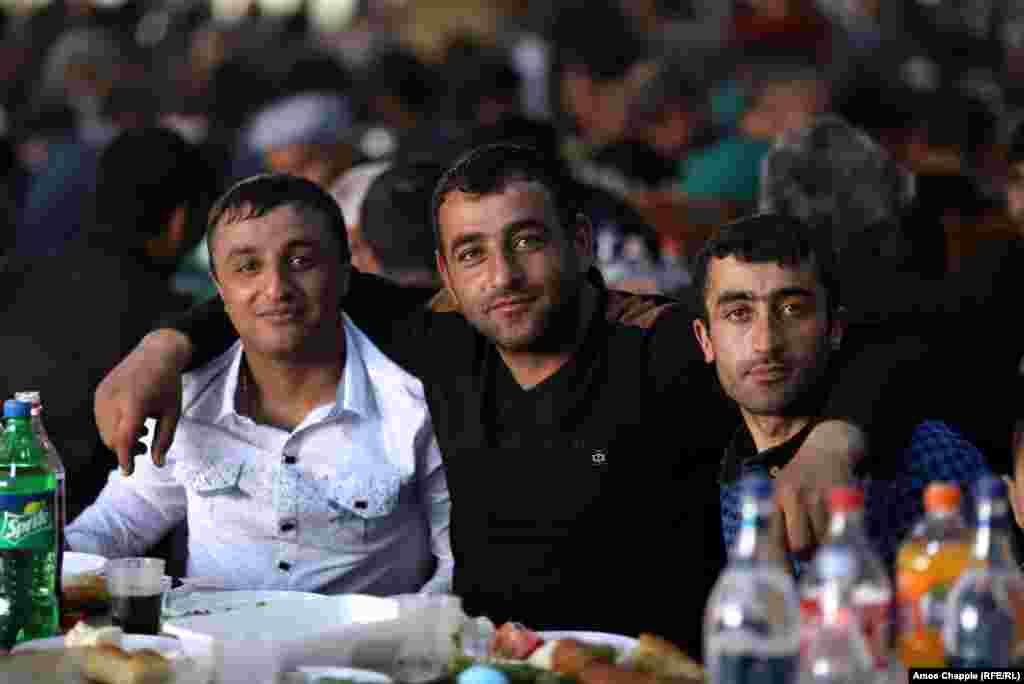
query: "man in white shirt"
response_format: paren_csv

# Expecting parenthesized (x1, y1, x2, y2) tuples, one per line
(68, 174, 452, 595)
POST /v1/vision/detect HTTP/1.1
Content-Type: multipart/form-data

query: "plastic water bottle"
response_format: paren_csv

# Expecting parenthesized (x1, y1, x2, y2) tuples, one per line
(896, 482, 972, 668)
(943, 477, 1020, 668)
(705, 475, 800, 684)
(14, 391, 65, 610)
(0, 399, 59, 647)
(799, 486, 893, 673)
(799, 545, 875, 684)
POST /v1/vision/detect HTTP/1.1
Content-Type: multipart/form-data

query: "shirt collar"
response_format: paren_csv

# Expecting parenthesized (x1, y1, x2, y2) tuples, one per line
(215, 313, 379, 425)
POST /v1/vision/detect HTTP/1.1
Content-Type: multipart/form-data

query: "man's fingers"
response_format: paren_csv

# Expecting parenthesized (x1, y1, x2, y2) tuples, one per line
(807, 492, 829, 549)
(153, 404, 180, 467)
(778, 489, 814, 557)
(113, 407, 140, 477)
(1005, 477, 1024, 529)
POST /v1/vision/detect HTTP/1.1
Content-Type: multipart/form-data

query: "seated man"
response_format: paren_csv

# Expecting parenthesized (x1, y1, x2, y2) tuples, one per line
(68, 174, 452, 595)
(691, 213, 990, 568)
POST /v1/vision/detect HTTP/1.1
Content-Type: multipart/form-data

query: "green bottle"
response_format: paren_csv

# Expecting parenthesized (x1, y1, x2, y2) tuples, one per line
(0, 399, 58, 647)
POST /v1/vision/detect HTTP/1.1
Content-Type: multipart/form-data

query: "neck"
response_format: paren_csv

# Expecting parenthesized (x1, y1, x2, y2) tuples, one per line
(500, 281, 599, 389)
(741, 411, 812, 452)
(240, 326, 346, 431)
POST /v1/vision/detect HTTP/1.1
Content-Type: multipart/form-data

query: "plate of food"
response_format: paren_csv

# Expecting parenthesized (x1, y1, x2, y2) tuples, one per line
(295, 665, 395, 684)
(4, 622, 205, 684)
(449, 622, 704, 684)
(162, 592, 398, 644)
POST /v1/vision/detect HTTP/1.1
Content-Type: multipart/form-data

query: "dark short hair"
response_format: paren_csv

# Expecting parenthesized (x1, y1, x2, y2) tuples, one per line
(692, 213, 840, 320)
(431, 143, 581, 255)
(760, 115, 914, 244)
(206, 173, 350, 273)
(94, 126, 215, 246)
(361, 162, 444, 274)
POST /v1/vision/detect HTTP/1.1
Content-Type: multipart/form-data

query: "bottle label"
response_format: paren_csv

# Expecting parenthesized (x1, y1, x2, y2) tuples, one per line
(0, 493, 55, 550)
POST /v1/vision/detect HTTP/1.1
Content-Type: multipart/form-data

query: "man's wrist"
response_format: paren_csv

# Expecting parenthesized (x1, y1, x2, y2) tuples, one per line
(141, 329, 194, 373)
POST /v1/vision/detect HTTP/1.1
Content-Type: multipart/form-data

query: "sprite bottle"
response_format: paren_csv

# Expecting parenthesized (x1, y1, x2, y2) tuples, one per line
(0, 399, 59, 648)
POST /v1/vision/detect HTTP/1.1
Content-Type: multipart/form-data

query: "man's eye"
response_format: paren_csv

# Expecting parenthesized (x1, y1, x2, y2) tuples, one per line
(725, 308, 751, 322)
(780, 301, 807, 317)
(289, 255, 315, 270)
(236, 261, 258, 273)
(513, 234, 544, 250)
(456, 248, 482, 263)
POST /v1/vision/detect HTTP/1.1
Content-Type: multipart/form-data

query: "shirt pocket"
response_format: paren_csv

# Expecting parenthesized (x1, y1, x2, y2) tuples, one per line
(326, 464, 406, 543)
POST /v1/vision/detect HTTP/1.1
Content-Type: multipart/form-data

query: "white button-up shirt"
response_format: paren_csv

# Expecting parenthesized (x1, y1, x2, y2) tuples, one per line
(68, 314, 452, 596)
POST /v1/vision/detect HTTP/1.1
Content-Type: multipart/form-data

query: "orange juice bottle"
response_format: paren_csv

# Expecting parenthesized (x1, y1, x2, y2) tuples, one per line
(896, 482, 972, 668)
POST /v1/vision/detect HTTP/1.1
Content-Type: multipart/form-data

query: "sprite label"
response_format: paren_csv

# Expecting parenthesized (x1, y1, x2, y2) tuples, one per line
(0, 494, 54, 550)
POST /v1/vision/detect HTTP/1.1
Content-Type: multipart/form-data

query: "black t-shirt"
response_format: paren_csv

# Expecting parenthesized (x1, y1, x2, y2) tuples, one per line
(170, 269, 929, 657)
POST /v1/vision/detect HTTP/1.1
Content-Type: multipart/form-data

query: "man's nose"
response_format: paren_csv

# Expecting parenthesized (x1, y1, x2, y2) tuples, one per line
(265, 264, 297, 299)
(751, 313, 783, 354)
(489, 249, 525, 290)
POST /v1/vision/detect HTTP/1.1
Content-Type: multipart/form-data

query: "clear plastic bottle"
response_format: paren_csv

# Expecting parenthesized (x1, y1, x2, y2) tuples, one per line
(799, 486, 893, 673)
(798, 545, 875, 684)
(943, 476, 1020, 668)
(705, 475, 800, 684)
(0, 399, 59, 647)
(14, 392, 65, 593)
(896, 482, 972, 668)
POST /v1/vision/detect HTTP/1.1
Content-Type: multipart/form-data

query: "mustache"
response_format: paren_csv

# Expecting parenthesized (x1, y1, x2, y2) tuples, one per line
(485, 291, 537, 312)
(739, 358, 790, 376)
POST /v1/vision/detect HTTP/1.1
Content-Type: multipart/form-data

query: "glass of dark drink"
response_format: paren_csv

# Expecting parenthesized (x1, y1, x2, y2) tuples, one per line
(106, 557, 166, 635)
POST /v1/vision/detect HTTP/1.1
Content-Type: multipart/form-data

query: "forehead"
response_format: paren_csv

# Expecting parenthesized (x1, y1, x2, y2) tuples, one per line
(212, 203, 334, 254)
(437, 180, 559, 245)
(705, 255, 822, 298)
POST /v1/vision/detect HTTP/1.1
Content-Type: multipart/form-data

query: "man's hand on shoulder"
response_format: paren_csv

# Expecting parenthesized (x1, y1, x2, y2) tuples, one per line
(95, 330, 192, 476)
(776, 420, 867, 557)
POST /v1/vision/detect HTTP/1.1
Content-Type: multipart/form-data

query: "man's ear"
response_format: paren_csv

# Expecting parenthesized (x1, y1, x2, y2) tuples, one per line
(693, 318, 716, 364)
(830, 306, 847, 350)
(572, 212, 595, 271)
(436, 249, 459, 308)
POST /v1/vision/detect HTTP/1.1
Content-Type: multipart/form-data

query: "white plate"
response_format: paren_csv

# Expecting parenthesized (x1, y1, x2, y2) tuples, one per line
(163, 592, 398, 644)
(12, 633, 184, 659)
(538, 631, 638, 664)
(62, 552, 107, 581)
(297, 666, 394, 684)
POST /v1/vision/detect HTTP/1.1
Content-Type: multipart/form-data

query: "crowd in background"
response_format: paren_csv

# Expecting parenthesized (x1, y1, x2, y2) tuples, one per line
(3, 0, 1024, 529)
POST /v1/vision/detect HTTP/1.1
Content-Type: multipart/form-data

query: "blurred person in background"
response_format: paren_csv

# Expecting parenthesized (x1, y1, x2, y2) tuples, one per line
(330, 160, 392, 276)
(356, 49, 445, 162)
(0, 126, 217, 524)
(11, 99, 99, 261)
(550, 1, 675, 198)
(239, 91, 359, 189)
(355, 162, 443, 288)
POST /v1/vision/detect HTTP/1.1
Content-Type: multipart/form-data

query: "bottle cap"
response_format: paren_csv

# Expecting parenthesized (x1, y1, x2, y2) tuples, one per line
(924, 482, 961, 511)
(974, 475, 1006, 500)
(3, 399, 30, 418)
(828, 485, 865, 513)
(13, 391, 40, 406)
(739, 474, 773, 499)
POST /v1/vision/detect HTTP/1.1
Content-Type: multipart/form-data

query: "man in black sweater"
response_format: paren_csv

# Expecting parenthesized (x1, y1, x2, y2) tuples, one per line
(93, 145, 923, 655)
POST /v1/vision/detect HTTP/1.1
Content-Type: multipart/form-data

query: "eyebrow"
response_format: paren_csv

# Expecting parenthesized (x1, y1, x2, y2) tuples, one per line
(714, 286, 817, 308)
(447, 219, 549, 257)
(224, 239, 320, 261)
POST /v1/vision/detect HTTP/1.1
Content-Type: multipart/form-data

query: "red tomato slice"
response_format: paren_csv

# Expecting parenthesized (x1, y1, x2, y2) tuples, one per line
(492, 622, 545, 659)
